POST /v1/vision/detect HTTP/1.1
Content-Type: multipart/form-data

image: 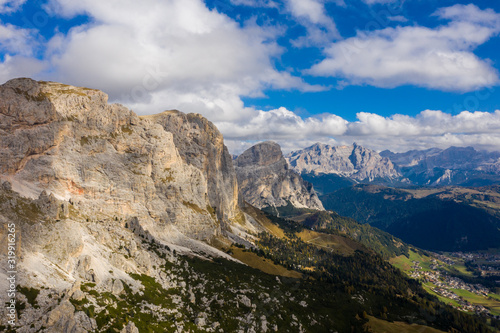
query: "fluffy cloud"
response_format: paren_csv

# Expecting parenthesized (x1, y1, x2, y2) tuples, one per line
(217, 107, 348, 140)
(0, 0, 25, 13)
(435, 4, 500, 25)
(285, 0, 340, 47)
(343, 109, 500, 153)
(0, 23, 37, 56)
(0, 22, 46, 83)
(0, 55, 45, 83)
(308, 4, 500, 92)
(222, 108, 500, 154)
(347, 110, 500, 137)
(40, 0, 319, 119)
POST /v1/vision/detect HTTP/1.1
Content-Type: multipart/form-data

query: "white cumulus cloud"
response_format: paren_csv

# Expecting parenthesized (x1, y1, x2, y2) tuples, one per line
(217, 107, 348, 141)
(335, 109, 500, 153)
(0, 0, 25, 13)
(223, 108, 500, 154)
(41, 0, 319, 119)
(285, 0, 340, 47)
(0, 22, 46, 83)
(0, 23, 37, 56)
(308, 4, 500, 92)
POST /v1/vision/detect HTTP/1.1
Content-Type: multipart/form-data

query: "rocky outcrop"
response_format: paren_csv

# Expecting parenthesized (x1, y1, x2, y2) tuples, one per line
(286, 143, 401, 181)
(234, 141, 324, 210)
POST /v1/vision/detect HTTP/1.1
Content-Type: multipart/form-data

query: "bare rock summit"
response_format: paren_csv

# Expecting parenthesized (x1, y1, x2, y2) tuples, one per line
(234, 141, 324, 210)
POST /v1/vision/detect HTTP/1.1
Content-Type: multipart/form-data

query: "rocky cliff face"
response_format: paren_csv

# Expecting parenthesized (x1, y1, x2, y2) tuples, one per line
(234, 141, 324, 210)
(381, 146, 500, 186)
(144, 111, 241, 226)
(0, 78, 241, 240)
(286, 143, 401, 181)
(0, 78, 249, 331)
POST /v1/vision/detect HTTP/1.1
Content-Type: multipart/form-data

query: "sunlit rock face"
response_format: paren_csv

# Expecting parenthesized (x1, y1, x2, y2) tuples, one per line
(0, 78, 245, 240)
(0, 78, 247, 331)
(286, 142, 401, 181)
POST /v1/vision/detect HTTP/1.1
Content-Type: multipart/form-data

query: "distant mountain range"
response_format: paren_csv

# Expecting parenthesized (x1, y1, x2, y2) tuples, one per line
(284, 143, 500, 188)
(380, 146, 500, 186)
(279, 141, 500, 252)
(286, 142, 401, 181)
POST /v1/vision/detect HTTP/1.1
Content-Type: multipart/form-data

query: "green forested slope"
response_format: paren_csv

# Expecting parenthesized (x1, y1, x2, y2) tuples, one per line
(320, 185, 500, 251)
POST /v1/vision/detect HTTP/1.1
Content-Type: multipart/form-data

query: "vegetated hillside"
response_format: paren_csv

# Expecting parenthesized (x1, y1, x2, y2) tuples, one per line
(421, 185, 500, 223)
(246, 211, 494, 333)
(262, 202, 410, 259)
(300, 172, 356, 194)
(3, 182, 494, 333)
(320, 185, 500, 252)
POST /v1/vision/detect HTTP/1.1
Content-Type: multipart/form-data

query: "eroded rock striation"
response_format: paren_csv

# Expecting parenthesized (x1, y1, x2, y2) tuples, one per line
(0, 78, 241, 240)
(0, 78, 247, 331)
(145, 111, 242, 225)
(286, 142, 401, 181)
(234, 141, 324, 210)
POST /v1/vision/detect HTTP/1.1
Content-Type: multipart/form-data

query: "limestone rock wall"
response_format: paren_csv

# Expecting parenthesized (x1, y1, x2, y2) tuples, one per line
(0, 78, 240, 240)
(145, 111, 241, 225)
(234, 141, 324, 210)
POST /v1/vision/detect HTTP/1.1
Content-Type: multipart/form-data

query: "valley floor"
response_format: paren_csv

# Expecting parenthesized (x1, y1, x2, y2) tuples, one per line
(390, 250, 500, 320)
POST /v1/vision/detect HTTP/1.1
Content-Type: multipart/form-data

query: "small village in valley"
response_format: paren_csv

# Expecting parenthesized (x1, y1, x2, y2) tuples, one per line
(392, 251, 500, 319)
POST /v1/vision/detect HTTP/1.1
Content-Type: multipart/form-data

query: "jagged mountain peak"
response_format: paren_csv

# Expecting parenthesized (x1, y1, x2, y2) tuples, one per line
(286, 142, 401, 181)
(308, 142, 328, 150)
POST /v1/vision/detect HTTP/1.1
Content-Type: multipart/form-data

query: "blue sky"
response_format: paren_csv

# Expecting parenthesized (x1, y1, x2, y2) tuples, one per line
(1, 0, 500, 153)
